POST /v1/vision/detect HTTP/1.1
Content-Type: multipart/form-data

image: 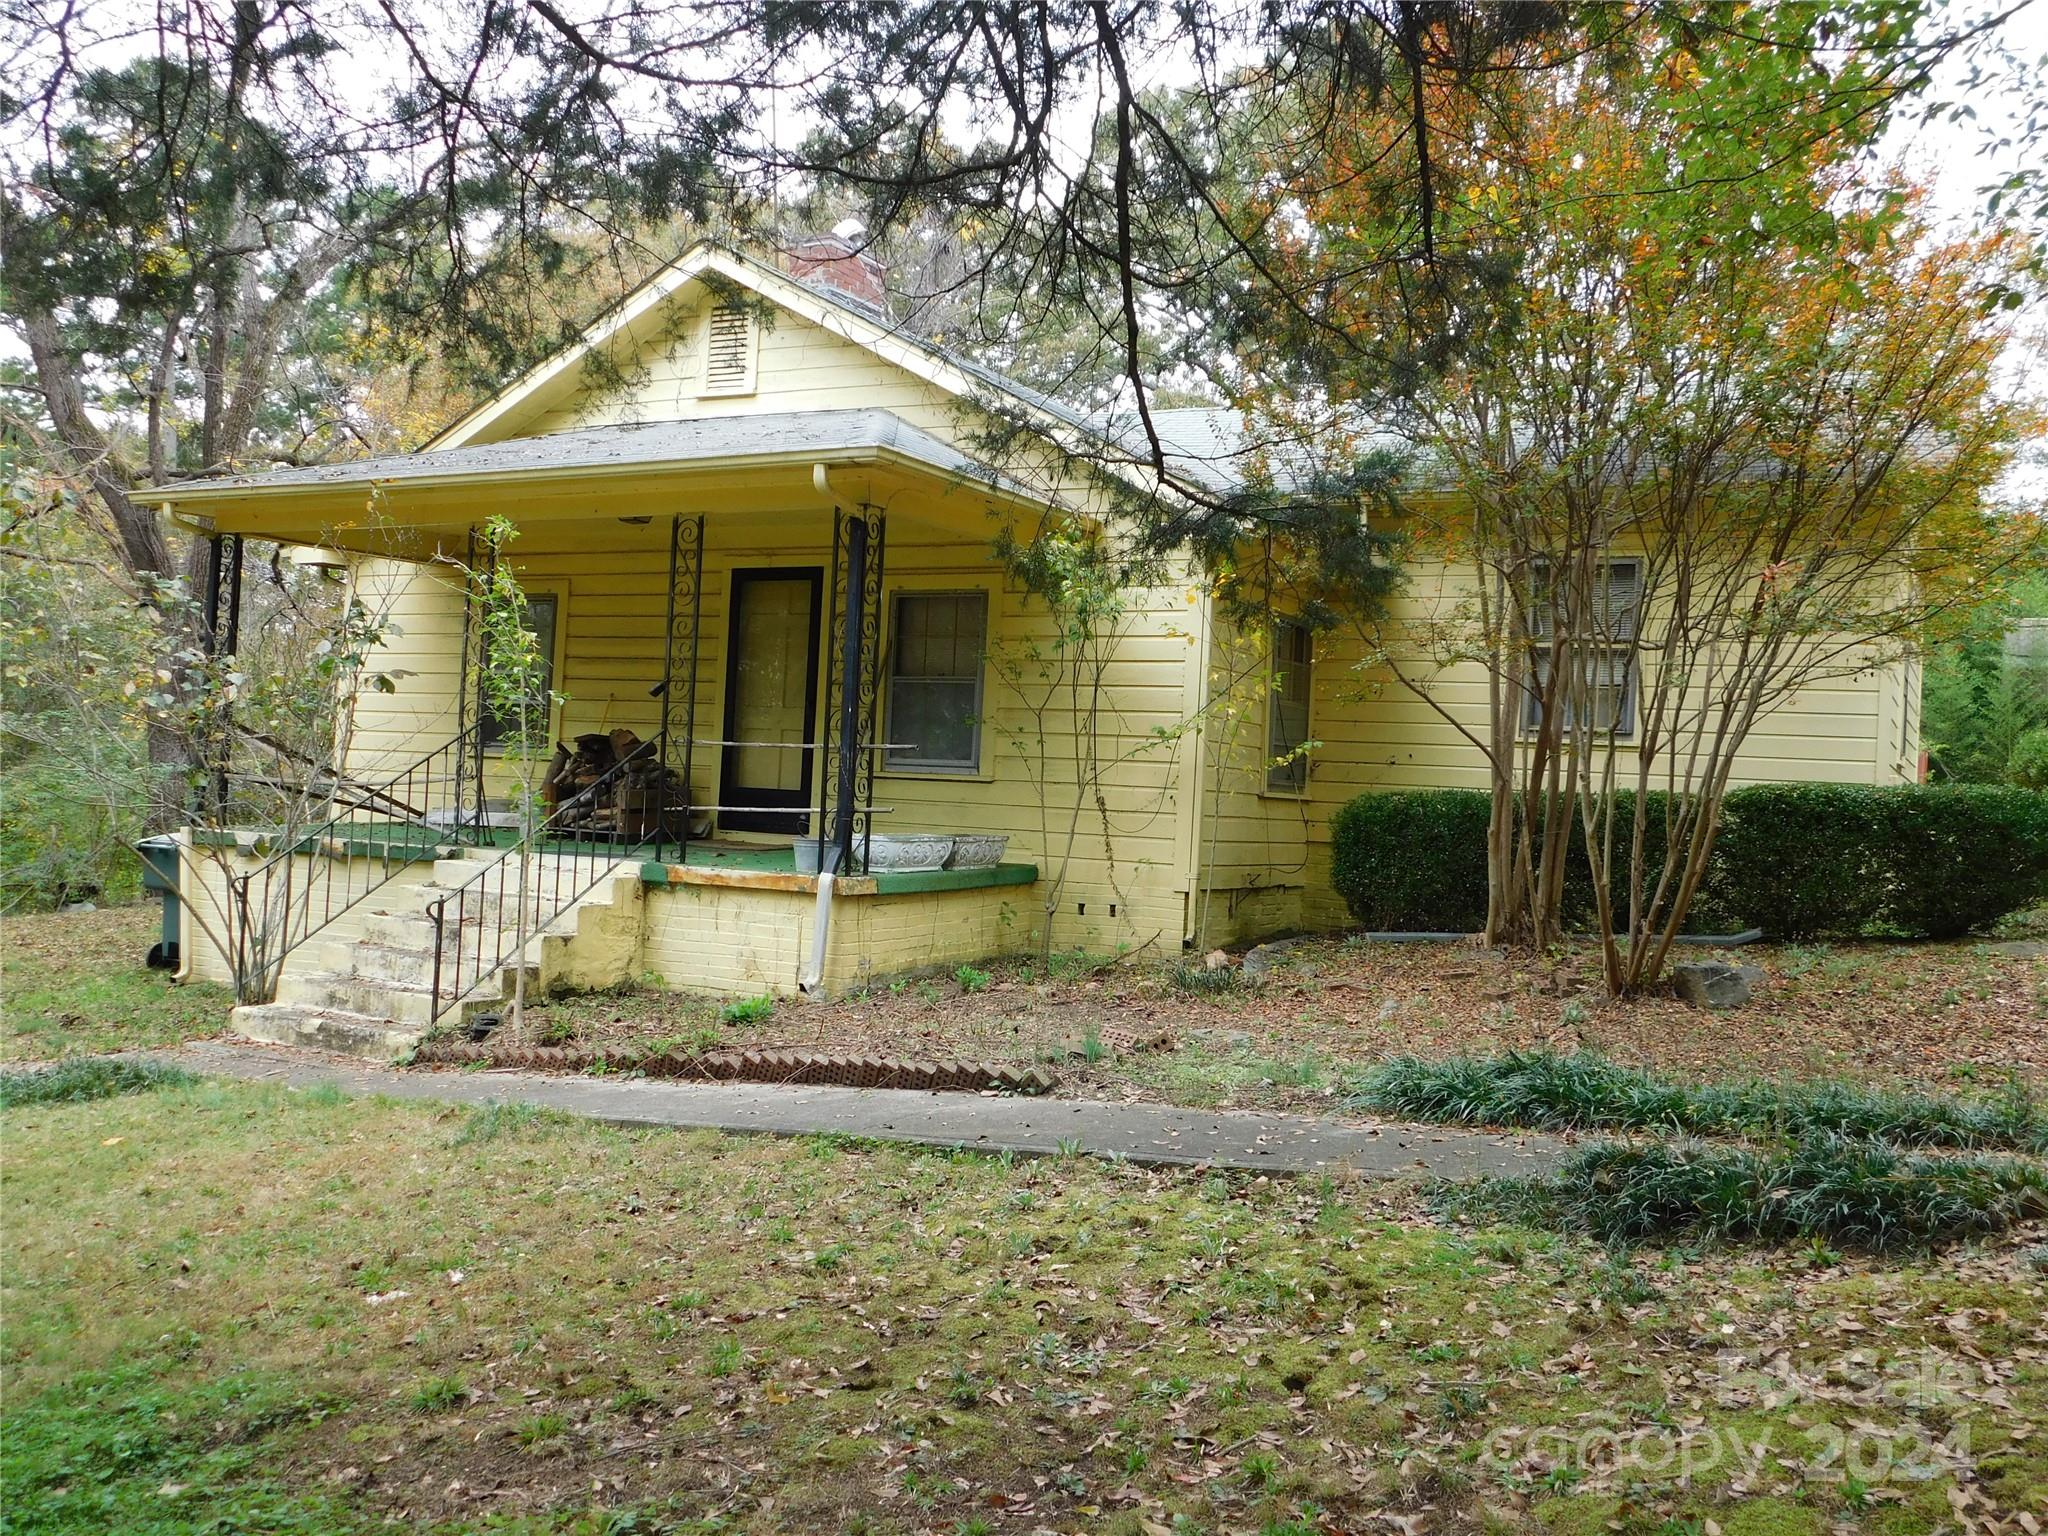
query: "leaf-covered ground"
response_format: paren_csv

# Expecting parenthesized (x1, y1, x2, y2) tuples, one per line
(521, 931, 2048, 1113)
(7, 906, 2042, 1121)
(0, 904, 229, 1061)
(5, 1079, 2045, 1535)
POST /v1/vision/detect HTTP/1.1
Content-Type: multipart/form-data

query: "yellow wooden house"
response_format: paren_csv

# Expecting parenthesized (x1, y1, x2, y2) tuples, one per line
(141, 239, 1921, 1056)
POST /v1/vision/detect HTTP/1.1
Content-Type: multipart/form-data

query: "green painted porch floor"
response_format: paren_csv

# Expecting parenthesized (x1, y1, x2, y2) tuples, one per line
(195, 823, 1034, 895)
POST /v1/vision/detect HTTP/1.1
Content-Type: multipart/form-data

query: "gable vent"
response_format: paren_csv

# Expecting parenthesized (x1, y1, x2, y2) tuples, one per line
(700, 304, 757, 397)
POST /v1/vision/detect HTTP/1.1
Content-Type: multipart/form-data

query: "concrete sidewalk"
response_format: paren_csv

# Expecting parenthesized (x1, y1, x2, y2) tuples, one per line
(163, 1039, 1574, 1180)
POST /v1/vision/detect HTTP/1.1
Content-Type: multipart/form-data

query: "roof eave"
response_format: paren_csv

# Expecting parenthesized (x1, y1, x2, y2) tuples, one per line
(139, 440, 1064, 522)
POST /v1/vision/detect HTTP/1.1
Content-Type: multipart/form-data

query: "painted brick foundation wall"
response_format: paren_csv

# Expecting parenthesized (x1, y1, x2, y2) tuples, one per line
(173, 838, 446, 989)
(825, 884, 1032, 992)
(642, 880, 1035, 997)
(1185, 883, 1306, 952)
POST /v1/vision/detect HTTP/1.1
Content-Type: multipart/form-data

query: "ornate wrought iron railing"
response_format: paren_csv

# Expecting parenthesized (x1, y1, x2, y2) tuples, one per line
(424, 733, 679, 1027)
(227, 726, 483, 1002)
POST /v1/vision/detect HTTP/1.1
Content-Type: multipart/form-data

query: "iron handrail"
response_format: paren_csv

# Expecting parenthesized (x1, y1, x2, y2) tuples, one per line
(424, 732, 678, 1028)
(227, 726, 482, 1002)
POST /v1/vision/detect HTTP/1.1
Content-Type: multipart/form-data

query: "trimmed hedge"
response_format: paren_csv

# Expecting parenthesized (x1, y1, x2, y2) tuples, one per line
(1554, 789, 1743, 935)
(1330, 783, 2048, 939)
(1709, 783, 1890, 938)
(1715, 782, 2048, 939)
(1329, 789, 1492, 932)
(1877, 785, 2048, 939)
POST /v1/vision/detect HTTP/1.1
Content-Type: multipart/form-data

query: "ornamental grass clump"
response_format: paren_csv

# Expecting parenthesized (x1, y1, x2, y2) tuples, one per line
(0, 1057, 196, 1108)
(1353, 1049, 2045, 1153)
(1438, 1137, 2048, 1254)
(1356, 1049, 1690, 1135)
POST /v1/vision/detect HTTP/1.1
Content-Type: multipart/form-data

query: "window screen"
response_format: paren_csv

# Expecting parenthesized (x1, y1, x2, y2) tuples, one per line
(1267, 619, 1313, 792)
(1523, 646, 1636, 735)
(886, 592, 987, 771)
(1523, 560, 1641, 737)
(1528, 560, 1642, 642)
(480, 593, 558, 748)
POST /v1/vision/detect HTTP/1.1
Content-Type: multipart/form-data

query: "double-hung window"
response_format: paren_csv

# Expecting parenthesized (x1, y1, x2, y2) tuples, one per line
(885, 591, 987, 772)
(1523, 560, 1642, 737)
(1266, 618, 1313, 792)
(480, 592, 559, 748)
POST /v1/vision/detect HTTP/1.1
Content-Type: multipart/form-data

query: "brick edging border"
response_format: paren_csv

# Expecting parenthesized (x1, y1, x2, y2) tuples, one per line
(411, 1040, 1059, 1096)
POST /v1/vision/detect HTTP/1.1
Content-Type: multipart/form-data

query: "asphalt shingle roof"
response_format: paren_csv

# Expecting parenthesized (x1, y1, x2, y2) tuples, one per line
(147, 408, 1016, 498)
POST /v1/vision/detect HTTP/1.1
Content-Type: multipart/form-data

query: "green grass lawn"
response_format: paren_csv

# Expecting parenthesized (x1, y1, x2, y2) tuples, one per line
(4, 1074, 2045, 1535)
(0, 904, 230, 1061)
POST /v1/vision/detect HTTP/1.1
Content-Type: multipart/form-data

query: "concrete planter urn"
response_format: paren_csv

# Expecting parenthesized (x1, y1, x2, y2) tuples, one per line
(864, 834, 954, 872)
(795, 834, 958, 874)
(947, 834, 1009, 869)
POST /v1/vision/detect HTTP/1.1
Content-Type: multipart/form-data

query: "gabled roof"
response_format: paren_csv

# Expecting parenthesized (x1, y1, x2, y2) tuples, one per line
(428, 239, 1102, 454)
(149, 235, 1419, 513)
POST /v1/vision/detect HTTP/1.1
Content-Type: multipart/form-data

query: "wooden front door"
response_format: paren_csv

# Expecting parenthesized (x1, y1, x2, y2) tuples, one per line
(720, 568, 824, 834)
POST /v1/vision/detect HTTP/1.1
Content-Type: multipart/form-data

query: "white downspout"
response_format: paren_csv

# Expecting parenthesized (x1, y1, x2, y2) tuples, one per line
(799, 462, 841, 996)
(800, 868, 835, 996)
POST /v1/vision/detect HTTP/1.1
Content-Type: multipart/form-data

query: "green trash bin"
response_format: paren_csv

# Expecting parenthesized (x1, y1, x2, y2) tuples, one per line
(134, 835, 181, 970)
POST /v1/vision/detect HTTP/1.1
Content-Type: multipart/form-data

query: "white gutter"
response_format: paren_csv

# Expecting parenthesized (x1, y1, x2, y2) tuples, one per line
(132, 444, 900, 506)
(798, 461, 843, 997)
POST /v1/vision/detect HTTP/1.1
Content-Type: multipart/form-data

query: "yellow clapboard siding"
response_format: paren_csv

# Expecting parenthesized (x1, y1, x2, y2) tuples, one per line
(345, 493, 1207, 957)
(518, 300, 954, 438)
(1298, 558, 1914, 862)
(326, 263, 1916, 981)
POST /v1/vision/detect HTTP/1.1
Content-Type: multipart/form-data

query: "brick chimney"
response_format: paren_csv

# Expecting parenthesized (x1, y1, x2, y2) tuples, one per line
(786, 231, 887, 308)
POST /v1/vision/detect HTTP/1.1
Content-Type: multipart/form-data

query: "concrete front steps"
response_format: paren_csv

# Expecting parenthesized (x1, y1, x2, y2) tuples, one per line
(229, 848, 645, 1062)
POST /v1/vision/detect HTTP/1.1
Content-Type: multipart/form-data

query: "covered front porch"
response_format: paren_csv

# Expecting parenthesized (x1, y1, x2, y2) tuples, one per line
(153, 409, 1068, 1009)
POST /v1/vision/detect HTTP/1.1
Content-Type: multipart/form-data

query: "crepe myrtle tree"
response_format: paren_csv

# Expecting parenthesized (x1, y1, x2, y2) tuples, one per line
(447, 516, 563, 1039)
(1311, 43, 2043, 989)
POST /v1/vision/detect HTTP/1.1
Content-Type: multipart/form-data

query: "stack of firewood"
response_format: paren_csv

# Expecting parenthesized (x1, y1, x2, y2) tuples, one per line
(541, 729, 687, 838)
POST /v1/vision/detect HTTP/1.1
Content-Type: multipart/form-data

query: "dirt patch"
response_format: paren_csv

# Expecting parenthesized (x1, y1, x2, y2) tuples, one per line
(3, 901, 159, 974)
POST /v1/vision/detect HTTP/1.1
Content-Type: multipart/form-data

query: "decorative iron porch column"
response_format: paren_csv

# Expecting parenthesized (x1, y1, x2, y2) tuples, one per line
(451, 525, 496, 839)
(659, 514, 706, 864)
(817, 505, 887, 873)
(200, 531, 244, 815)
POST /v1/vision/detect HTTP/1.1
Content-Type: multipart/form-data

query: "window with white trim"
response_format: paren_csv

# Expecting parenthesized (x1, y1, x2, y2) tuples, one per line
(1522, 559, 1642, 737)
(885, 591, 987, 772)
(1267, 618, 1313, 792)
